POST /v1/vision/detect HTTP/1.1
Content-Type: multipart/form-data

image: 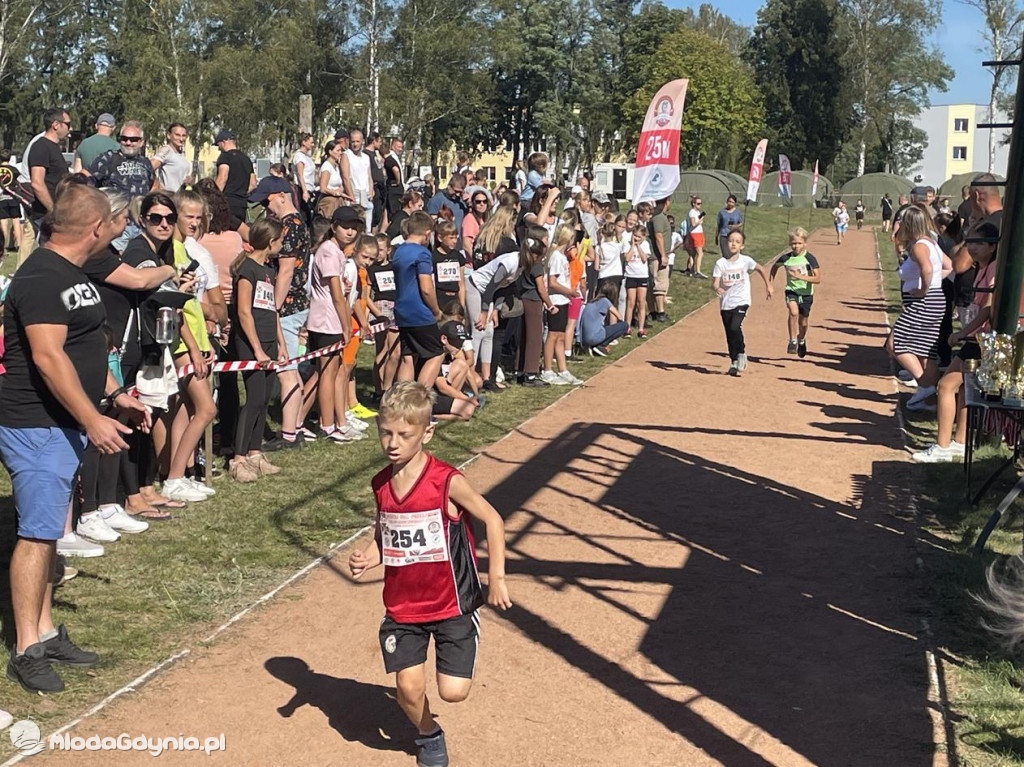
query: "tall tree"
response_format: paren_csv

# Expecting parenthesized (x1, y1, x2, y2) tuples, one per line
(747, 0, 853, 168)
(839, 0, 951, 176)
(959, 0, 1024, 170)
(622, 27, 764, 171)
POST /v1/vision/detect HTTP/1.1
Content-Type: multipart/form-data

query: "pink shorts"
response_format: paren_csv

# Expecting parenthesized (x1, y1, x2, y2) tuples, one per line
(568, 297, 583, 320)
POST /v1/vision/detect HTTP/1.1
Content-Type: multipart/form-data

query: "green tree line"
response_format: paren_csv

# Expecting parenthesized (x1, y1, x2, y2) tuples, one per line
(0, 0, 952, 183)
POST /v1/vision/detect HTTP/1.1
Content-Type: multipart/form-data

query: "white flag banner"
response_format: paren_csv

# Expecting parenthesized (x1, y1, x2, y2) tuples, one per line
(811, 159, 820, 198)
(746, 139, 768, 203)
(778, 154, 792, 200)
(631, 79, 689, 204)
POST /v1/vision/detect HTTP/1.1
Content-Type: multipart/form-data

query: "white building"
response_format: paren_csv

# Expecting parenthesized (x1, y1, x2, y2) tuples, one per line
(911, 104, 1010, 187)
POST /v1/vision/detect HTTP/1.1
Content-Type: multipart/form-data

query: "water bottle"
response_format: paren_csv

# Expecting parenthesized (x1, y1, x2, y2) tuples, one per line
(155, 307, 177, 345)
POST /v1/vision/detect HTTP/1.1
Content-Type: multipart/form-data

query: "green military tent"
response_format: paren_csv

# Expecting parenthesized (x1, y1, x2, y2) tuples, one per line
(836, 173, 912, 211)
(938, 171, 1005, 200)
(668, 170, 747, 212)
(758, 170, 834, 208)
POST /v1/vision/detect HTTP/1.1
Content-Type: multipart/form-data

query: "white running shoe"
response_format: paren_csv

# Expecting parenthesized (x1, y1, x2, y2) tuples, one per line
(161, 477, 209, 503)
(346, 412, 370, 431)
(559, 370, 583, 385)
(897, 369, 918, 387)
(540, 369, 563, 385)
(912, 443, 962, 463)
(737, 353, 748, 371)
(99, 505, 149, 534)
(187, 478, 216, 496)
(337, 424, 368, 441)
(77, 513, 121, 543)
(0, 709, 12, 730)
(56, 532, 104, 558)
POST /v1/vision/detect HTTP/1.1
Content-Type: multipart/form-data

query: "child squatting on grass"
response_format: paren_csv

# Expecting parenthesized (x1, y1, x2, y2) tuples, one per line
(349, 381, 512, 767)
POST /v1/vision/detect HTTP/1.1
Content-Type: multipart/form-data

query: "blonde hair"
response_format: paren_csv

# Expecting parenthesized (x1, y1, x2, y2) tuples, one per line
(475, 204, 517, 256)
(549, 223, 576, 256)
(379, 381, 436, 426)
(173, 190, 210, 238)
(788, 227, 809, 241)
(896, 204, 935, 247)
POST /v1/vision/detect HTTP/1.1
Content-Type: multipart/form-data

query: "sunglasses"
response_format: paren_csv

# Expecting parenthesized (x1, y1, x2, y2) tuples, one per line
(145, 213, 178, 226)
(120, 136, 143, 143)
(472, 198, 488, 204)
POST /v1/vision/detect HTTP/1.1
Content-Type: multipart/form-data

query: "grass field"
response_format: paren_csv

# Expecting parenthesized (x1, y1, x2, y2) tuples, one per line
(0, 207, 837, 755)
(873, 227, 1024, 767)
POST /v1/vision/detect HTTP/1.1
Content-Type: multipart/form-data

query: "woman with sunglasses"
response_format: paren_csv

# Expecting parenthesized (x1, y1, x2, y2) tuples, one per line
(157, 190, 224, 501)
(462, 190, 491, 256)
(119, 193, 194, 510)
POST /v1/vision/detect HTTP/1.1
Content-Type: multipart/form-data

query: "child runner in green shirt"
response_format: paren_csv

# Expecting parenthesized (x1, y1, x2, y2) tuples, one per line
(769, 227, 821, 358)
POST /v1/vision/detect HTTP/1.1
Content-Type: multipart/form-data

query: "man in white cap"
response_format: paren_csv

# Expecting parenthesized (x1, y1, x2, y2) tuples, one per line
(72, 114, 118, 173)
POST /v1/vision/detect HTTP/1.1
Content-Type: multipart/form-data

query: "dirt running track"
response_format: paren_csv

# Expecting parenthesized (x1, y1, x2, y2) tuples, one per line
(38, 229, 943, 767)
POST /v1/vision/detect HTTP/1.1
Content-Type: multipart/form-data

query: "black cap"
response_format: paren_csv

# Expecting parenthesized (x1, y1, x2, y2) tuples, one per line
(331, 206, 363, 227)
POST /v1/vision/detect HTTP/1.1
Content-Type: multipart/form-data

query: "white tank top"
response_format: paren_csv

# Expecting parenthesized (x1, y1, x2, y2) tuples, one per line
(898, 237, 943, 292)
(344, 149, 370, 192)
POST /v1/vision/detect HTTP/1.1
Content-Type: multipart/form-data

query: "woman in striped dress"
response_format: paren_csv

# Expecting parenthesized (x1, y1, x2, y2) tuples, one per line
(888, 205, 951, 410)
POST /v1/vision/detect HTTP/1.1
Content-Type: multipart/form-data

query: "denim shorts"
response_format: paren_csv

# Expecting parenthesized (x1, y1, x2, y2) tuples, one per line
(278, 310, 309, 372)
(0, 426, 86, 540)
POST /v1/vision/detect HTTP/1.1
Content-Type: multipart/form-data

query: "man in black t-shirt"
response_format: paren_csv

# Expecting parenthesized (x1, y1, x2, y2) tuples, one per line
(27, 107, 71, 218)
(384, 137, 405, 220)
(213, 129, 256, 221)
(0, 185, 151, 694)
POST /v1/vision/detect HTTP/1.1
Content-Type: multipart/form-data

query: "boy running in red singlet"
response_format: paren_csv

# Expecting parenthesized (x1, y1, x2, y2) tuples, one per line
(349, 381, 512, 767)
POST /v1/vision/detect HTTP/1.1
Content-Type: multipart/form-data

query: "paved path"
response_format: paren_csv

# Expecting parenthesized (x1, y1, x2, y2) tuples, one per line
(40, 229, 942, 766)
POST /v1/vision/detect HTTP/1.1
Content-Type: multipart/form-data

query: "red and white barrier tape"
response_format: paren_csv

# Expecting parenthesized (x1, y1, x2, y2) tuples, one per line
(175, 320, 388, 379)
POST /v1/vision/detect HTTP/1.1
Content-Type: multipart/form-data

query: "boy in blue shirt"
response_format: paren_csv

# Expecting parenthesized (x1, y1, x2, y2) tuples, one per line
(392, 211, 444, 386)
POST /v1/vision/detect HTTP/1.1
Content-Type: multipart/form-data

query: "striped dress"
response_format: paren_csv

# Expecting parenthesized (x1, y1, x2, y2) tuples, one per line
(893, 237, 945, 359)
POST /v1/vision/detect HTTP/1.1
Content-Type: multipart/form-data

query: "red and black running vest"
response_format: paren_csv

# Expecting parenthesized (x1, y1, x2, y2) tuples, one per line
(372, 454, 484, 623)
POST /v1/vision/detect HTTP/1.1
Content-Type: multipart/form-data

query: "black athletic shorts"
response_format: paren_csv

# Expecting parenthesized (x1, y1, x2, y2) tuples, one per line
(399, 323, 444, 360)
(546, 305, 569, 333)
(785, 290, 814, 317)
(308, 330, 344, 352)
(625, 277, 648, 290)
(379, 612, 480, 678)
(0, 201, 20, 220)
(956, 339, 981, 361)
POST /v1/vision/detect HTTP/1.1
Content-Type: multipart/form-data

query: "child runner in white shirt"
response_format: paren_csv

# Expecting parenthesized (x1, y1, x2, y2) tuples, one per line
(541, 226, 582, 385)
(624, 224, 651, 338)
(712, 230, 773, 376)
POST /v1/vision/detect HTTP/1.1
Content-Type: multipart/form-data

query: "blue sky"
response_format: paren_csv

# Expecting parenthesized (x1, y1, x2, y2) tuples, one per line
(666, 0, 992, 105)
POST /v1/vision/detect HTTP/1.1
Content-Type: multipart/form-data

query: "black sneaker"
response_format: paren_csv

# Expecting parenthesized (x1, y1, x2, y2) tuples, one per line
(415, 730, 449, 767)
(8, 643, 64, 693)
(261, 437, 289, 453)
(656, 312, 670, 322)
(591, 345, 609, 357)
(279, 436, 305, 450)
(797, 340, 807, 358)
(42, 624, 99, 668)
(522, 375, 550, 387)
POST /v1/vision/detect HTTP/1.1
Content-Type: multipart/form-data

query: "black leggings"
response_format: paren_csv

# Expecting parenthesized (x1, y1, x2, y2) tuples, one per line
(517, 298, 545, 376)
(118, 356, 156, 494)
(720, 306, 748, 361)
(235, 370, 273, 456)
(81, 443, 119, 514)
(218, 372, 240, 452)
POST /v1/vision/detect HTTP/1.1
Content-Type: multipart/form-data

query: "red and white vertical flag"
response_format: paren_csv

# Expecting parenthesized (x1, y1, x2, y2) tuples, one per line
(746, 139, 768, 203)
(632, 79, 689, 204)
(811, 160, 820, 198)
(778, 155, 792, 200)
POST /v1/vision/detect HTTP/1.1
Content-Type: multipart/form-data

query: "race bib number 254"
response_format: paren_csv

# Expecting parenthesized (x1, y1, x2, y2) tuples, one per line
(380, 509, 448, 566)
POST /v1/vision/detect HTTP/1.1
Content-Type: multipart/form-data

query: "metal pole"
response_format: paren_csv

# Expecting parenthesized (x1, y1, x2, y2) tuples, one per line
(991, 36, 1024, 333)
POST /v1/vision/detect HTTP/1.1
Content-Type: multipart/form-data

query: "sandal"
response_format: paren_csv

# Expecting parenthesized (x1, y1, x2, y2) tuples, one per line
(136, 509, 172, 521)
(150, 498, 187, 509)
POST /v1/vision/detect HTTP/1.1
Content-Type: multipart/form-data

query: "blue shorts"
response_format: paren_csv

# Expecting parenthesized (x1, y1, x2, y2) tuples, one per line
(835, 223, 848, 233)
(278, 310, 308, 372)
(0, 426, 86, 540)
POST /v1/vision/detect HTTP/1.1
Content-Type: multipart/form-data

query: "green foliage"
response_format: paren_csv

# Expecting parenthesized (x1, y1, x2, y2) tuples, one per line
(621, 27, 765, 171)
(747, 0, 853, 169)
